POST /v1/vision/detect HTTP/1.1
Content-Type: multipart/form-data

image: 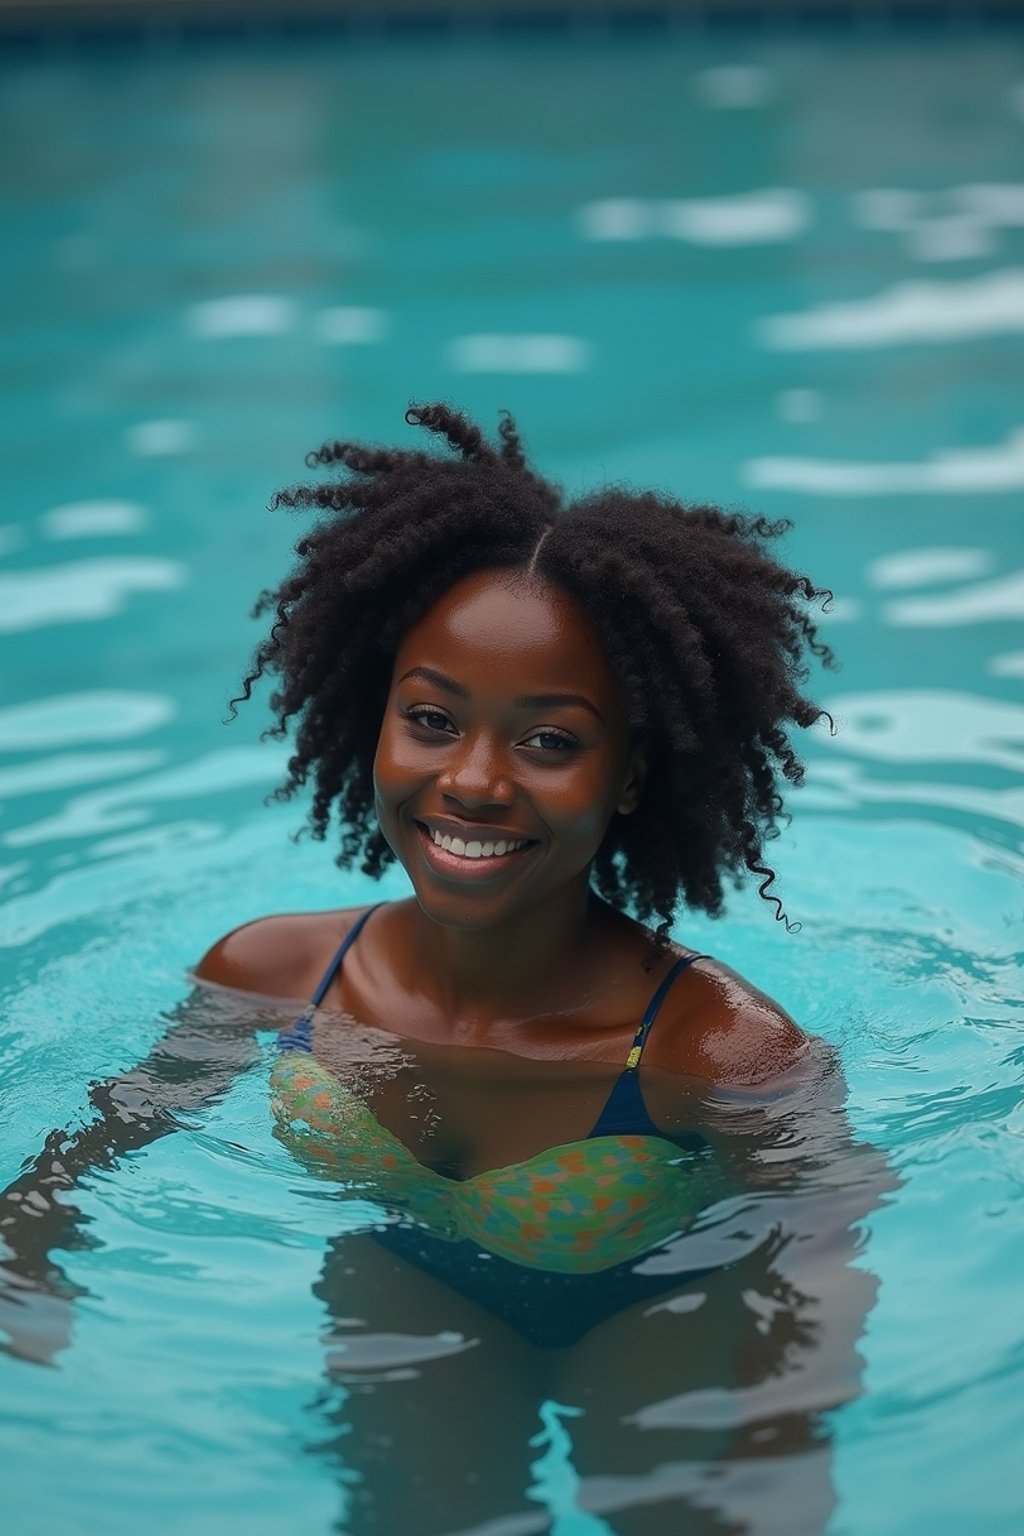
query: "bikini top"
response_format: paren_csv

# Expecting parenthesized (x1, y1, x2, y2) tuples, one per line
(277, 903, 704, 1138)
(271, 905, 727, 1275)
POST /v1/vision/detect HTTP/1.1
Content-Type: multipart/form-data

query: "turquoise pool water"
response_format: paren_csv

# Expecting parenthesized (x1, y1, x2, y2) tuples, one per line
(1, 22, 1023, 1535)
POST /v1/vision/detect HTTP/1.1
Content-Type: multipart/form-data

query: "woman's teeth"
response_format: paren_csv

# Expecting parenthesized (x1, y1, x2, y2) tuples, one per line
(429, 829, 528, 859)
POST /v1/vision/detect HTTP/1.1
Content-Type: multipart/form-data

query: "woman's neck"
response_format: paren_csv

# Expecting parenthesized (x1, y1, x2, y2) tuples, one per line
(404, 879, 607, 1031)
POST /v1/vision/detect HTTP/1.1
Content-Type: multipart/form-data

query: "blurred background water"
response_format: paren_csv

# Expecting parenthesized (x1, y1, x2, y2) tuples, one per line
(1, 9, 1023, 1535)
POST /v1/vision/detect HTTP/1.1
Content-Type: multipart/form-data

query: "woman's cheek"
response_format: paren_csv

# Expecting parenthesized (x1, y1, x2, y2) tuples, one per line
(543, 768, 616, 855)
(372, 735, 405, 841)
(373, 718, 413, 792)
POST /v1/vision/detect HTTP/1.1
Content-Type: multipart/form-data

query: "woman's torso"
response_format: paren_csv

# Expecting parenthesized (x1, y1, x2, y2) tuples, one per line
(270, 900, 712, 1179)
(195, 899, 799, 1340)
(198, 895, 807, 1179)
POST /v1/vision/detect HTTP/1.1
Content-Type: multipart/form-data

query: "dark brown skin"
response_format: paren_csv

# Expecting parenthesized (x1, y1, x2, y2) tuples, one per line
(197, 569, 808, 1134)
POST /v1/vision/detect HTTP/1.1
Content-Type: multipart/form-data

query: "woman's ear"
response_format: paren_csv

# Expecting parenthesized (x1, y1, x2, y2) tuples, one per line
(617, 738, 648, 816)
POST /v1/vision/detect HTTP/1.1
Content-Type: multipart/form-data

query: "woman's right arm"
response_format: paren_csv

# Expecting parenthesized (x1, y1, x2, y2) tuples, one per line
(0, 912, 335, 1362)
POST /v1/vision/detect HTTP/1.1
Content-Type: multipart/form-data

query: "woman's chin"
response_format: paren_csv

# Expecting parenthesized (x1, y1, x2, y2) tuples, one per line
(409, 884, 515, 932)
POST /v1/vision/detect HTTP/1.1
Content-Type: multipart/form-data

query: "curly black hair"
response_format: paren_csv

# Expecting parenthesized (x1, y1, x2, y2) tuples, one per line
(234, 402, 835, 942)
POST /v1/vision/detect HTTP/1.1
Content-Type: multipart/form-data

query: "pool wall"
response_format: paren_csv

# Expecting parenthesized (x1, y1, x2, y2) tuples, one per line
(2, 0, 1024, 50)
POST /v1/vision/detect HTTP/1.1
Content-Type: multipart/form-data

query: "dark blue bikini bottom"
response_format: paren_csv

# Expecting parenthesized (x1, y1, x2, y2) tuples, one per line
(369, 1223, 716, 1349)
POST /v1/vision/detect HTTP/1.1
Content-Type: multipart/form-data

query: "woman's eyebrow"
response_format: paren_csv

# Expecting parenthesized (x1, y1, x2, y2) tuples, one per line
(514, 691, 604, 723)
(398, 667, 604, 723)
(399, 665, 469, 697)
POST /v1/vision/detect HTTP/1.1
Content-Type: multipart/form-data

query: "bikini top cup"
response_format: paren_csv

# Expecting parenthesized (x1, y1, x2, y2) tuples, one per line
(271, 906, 730, 1276)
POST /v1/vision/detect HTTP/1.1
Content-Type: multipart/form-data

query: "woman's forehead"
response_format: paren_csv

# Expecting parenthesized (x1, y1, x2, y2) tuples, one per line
(394, 571, 617, 696)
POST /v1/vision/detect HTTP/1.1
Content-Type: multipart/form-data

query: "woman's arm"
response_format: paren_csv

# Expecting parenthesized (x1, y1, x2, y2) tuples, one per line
(0, 909, 357, 1363)
(0, 989, 267, 1362)
(562, 1043, 897, 1535)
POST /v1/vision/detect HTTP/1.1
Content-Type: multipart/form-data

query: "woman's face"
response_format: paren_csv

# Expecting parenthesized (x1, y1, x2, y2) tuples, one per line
(373, 569, 643, 931)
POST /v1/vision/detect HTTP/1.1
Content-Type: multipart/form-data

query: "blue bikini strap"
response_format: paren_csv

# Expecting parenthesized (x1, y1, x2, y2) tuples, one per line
(277, 904, 383, 1055)
(587, 951, 707, 1140)
(625, 952, 706, 1072)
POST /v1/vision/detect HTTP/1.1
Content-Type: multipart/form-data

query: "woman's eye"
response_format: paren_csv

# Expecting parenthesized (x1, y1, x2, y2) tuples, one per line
(522, 730, 576, 753)
(407, 708, 455, 734)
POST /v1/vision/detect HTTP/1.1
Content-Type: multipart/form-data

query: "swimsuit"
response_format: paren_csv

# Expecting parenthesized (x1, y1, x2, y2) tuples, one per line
(272, 905, 730, 1346)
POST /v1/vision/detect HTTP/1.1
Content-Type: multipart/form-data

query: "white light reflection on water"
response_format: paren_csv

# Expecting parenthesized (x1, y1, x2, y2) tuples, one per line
(759, 269, 1024, 349)
(867, 547, 995, 589)
(826, 690, 1024, 773)
(884, 571, 1024, 625)
(988, 650, 1024, 677)
(0, 558, 186, 632)
(4, 745, 287, 848)
(0, 692, 175, 749)
(125, 420, 197, 457)
(579, 188, 810, 245)
(745, 428, 1024, 496)
(188, 295, 298, 339)
(42, 501, 148, 540)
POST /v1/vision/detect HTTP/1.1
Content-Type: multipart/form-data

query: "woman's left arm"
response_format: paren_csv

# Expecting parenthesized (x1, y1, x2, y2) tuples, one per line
(560, 1020, 897, 1534)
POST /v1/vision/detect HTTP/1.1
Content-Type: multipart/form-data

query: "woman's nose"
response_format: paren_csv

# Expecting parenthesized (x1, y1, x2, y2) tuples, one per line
(437, 734, 515, 807)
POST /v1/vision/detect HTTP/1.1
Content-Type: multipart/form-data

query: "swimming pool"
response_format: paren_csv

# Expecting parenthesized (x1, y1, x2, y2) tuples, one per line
(1, 19, 1023, 1535)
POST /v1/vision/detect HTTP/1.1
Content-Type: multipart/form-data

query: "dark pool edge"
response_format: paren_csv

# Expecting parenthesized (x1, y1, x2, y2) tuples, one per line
(1, 0, 1023, 59)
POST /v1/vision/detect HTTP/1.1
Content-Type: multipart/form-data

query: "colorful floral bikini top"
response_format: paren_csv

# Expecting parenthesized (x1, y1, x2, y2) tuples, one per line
(271, 905, 729, 1276)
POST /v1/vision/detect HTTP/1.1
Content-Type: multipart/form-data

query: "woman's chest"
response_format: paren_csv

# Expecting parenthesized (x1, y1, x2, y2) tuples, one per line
(308, 1022, 699, 1179)
(270, 1045, 724, 1276)
(322, 1042, 619, 1178)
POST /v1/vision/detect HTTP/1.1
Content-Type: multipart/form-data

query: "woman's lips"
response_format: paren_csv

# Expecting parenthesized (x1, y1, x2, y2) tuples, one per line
(413, 821, 538, 883)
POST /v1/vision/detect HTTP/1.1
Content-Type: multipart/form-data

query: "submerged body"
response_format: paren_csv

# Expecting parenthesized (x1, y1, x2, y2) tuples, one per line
(263, 903, 734, 1344)
(197, 563, 808, 1339)
(198, 892, 796, 1345)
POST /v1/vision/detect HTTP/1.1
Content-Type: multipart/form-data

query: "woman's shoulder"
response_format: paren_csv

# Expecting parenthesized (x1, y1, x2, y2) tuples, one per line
(193, 906, 375, 1002)
(653, 949, 809, 1087)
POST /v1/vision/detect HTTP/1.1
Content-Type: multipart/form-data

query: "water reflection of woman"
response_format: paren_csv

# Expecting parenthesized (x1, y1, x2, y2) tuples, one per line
(2, 405, 891, 1534)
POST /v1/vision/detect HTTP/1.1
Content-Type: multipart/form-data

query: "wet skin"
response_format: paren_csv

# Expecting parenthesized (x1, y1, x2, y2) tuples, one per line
(200, 568, 806, 1090)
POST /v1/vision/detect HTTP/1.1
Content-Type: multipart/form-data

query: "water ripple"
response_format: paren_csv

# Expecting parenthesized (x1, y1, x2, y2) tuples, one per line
(0, 559, 186, 633)
(0, 693, 174, 750)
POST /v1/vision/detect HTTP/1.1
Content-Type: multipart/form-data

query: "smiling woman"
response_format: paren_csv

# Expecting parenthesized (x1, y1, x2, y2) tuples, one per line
(206, 403, 833, 1083)
(200, 403, 844, 1334)
(376, 572, 643, 936)
(1, 404, 880, 1535)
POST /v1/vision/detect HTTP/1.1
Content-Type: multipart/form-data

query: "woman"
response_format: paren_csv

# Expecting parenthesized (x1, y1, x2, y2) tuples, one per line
(205, 398, 827, 1051)
(2, 405, 883, 1534)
